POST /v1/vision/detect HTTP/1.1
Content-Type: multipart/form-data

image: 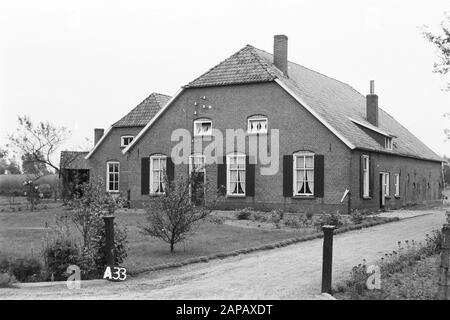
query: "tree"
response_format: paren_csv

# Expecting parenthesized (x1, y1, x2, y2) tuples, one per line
(142, 171, 223, 253)
(22, 151, 50, 176)
(8, 115, 70, 178)
(423, 13, 450, 91)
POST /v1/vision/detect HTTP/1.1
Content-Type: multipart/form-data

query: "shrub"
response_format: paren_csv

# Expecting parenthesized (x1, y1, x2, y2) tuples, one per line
(43, 237, 81, 281)
(0, 273, 16, 288)
(7, 257, 42, 282)
(284, 216, 304, 229)
(207, 215, 225, 224)
(39, 184, 53, 199)
(236, 208, 253, 220)
(306, 212, 314, 220)
(351, 211, 364, 225)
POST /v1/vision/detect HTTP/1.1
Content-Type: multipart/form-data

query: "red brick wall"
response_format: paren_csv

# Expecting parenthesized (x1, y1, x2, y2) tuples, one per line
(125, 82, 354, 213)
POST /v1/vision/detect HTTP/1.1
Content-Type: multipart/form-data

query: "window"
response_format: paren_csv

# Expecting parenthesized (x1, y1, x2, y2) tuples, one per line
(150, 155, 167, 195)
(189, 155, 206, 174)
(247, 117, 268, 134)
(106, 162, 119, 192)
(121, 136, 134, 147)
(227, 154, 246, 196)
(394, 173, 400, 197)
(385, 137, 393, 150)
(293, 152, 314, 196)
(194, 119, 212, 136)
(362, 155, 370, 197)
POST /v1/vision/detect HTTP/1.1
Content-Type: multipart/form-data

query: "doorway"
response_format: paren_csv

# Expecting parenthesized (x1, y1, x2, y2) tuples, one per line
(379, 172, 389, 208)
(189, 155, 206, 206)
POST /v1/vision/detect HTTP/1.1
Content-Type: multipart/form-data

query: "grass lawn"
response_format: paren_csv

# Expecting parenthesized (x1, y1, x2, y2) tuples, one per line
(0, 205, 304, 274)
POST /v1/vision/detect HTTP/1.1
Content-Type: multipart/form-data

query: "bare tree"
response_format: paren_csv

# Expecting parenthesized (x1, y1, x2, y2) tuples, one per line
(142, 171, 223, 253)
(8, 115, 70, 177)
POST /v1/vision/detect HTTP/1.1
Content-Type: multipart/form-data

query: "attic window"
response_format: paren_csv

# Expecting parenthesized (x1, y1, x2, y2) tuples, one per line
(194, 119, 212, 136)
(385, 137, 393, 150)
(121, 136, 134, 147)
(248, 117, 268, 134)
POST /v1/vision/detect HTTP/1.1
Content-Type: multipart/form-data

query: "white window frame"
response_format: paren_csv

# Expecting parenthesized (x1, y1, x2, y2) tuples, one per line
(120, 135, 134, 148)
(394, 173, 400, 197)
(226, 153, 246, 197)
(247, 116, 268, 134)
(150, 155, 167, 195)
(193, 119, 212, 137)
(381, 172, 390, 197)
(106, 161, 120, 193)
(362, 155, 370, 198)
(293, 152, 315, 197)
(385, 137, 393, 150)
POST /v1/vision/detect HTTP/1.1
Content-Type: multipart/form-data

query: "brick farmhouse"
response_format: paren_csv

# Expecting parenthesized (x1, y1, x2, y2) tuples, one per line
(62, 35, 444, 213)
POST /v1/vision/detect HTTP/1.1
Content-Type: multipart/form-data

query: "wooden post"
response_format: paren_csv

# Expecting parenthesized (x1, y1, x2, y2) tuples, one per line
(321, 225, 336, 294)
(438, 223, 450, 300)
(347, 192, 352, 215)
(103, 215, 115, 268)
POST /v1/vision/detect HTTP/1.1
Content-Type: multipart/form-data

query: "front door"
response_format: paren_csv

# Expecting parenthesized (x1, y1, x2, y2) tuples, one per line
(189, 155, 206, 206)
(379, 172, 388, 208)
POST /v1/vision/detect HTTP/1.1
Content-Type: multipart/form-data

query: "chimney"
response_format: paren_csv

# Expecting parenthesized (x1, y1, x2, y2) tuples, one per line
(366, 80, 378, 127)
(94, 128, 104, 146)
(273, 35, 288, 76)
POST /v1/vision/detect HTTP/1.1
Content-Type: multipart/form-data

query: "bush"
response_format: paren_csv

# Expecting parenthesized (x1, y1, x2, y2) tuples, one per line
(236, 208, 253, 220)
(284, 216, 304, 229)
(0, 273, 16, 288)
(43, 237, 81, 281)
(351, 211, 364, 224)
(6, 257, 42, 282)
(39, 184, 53, 199)
(306, 212, 314, 220)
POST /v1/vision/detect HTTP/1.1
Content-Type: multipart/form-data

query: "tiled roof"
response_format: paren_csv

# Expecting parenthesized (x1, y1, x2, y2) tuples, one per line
(60, 151, 89, 169)
(183, 45, 442, 162)
(113, 93, 171, 128)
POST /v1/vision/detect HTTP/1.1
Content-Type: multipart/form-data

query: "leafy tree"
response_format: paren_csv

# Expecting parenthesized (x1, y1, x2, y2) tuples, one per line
(142, 171, 223, 253)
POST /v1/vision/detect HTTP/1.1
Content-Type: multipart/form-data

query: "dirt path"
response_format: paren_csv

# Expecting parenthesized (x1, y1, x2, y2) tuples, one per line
(0, 209, 446, 300)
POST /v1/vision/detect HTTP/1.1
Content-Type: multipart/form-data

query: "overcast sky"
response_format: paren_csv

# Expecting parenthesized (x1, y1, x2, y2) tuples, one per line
(1, 0, 449, 160)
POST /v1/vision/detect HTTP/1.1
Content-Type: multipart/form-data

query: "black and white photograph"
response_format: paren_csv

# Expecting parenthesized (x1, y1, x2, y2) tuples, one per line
(1, 0, 450, 308)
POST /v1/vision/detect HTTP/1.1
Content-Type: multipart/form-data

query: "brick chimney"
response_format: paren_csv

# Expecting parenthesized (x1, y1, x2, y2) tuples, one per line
(274, 35, 288, 76)
(366, 80, 378, 127)
(94, 128, 104, 146)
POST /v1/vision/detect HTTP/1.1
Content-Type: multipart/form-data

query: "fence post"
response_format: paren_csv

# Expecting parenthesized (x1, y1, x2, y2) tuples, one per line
(103, 215, 115, 268)
(321, 225, 336, 294)
(438, 223, 450, 300)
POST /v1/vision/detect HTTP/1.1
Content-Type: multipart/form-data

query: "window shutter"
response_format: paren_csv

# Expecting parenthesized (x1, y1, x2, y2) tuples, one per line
(283, 155, 293, 197)
(166, 157, 175, 182)
(360, 155, 364, 198)
(217, 156, 227, 194)
(246, 156, 255, 197)
(369, 155, 374, 197)
(314, 155, 324, 198)
(141, 157, 150, 195)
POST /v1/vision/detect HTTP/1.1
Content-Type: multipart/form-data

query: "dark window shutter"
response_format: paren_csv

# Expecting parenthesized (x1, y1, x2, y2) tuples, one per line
(217, 156, 227, 194)
(314, 154, 324, 198)
(166, 157, 175, 182)
(369, 155, 375, 197)
(283, 155, 293, 197)
(360, 155, 364, 198)
(141, 157, 150, 195)
(246, 156, 255, 197)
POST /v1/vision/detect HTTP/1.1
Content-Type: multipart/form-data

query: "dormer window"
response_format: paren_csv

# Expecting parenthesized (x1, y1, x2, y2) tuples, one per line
(121, 135, 134, 147)
(385, 137, 393, 150)
(248, 117, 268, 134)
(194, 119, 212, 136)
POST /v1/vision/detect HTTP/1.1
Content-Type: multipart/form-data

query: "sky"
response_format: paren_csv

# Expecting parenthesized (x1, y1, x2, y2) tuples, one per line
(0, 0, 449, 162)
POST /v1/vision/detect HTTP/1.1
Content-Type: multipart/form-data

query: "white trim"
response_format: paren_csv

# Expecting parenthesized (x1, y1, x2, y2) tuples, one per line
(85, 126, 113, 159)
(247, 116, 268, 134)
(193, 119, 213, 137)
(120, 135, 134, 148)
(122, 88, 184, 154)
(362, 155, 370, 197)
(394, 173, 400, 197)
(149, 154, 167, 195)
(380, 172, 390, 197)
(348, 117, 393, 137)
(226, 153, 246, 197)
(275, 79, 355, 150)
(385, 136, 393, 150)
(106, 161, 120, 193)
(293, 151, 315, 197)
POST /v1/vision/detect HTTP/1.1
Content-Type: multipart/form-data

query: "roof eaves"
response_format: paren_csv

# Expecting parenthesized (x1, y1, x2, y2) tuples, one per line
(85, 126, 113, 160)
